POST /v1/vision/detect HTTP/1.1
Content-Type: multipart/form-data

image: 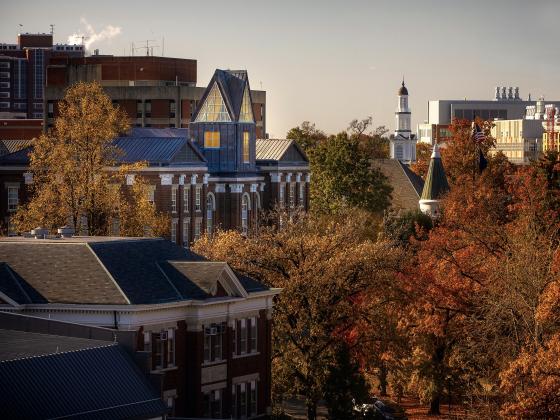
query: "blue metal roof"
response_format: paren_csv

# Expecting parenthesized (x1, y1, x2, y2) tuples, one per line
(0, 342, 167, 420)
(113, 136, 187, 163)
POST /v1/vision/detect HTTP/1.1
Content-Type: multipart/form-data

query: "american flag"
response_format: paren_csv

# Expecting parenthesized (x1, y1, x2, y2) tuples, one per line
(472, 122, 486, 143)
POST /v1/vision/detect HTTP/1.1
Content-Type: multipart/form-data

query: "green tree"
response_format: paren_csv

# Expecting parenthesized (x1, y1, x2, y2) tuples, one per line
(286, 121, 327, 153)
(309, 132, 392, 214)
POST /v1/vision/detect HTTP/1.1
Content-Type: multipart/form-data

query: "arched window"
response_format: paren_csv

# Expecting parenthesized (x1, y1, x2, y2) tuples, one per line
(206, 193, 215, 235)
(241, 193, 250, 235)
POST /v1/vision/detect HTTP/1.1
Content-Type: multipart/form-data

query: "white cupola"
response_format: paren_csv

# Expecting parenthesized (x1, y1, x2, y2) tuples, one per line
(390, 78, 417, 162)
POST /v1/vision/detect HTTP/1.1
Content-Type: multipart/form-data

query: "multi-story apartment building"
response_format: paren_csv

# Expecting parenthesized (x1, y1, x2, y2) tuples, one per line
(0, 69, 310, 242)
(0, 235, 279, 418)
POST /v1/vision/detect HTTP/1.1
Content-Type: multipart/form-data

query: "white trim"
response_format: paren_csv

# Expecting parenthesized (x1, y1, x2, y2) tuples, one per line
(257, 166, 309, 172)
(305, 173, 311, 183)
(105, 166, 208, 173)
(230, 184, 244, 193)
(159, 174, 173, 186)
(208, 176, 264, 182)
(259, 182, 266, 192)
(23, 172, 33, 185)
(191, 174, 198, 185)
(203, 173, 210, 185)
(250, 183, 258, 193)
(270, 173, 281, 183)
(0, 290, 20, 307)
(179, 174, 186, 185)
(285, 173, 292, 182)
(215, 183, 226, 193)
(295, 173, 302, 183)
(126, 174, 135, 185)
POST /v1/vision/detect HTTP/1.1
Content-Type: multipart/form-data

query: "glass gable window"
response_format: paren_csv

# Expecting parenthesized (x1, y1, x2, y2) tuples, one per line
(243, 132, 250, 163)
(195, 83, 231, 122)
(204, 131, 220, 148)
(239, 86, 254, 122)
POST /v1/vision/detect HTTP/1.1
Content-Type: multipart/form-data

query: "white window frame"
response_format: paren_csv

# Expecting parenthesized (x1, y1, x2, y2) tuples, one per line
(195, 185, 202, 211)
(183, 185, 190, 213)
(7, 185, 19, 212)
(171, 219, 178, 243)
(171, 185, 178, 213)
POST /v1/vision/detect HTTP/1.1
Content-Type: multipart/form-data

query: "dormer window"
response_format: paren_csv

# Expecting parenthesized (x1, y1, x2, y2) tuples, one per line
(204, 131, 220, 148)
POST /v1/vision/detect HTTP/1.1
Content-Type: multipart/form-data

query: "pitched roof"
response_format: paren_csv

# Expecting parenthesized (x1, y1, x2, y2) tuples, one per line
(0, 329, 112, 361)
(372, 159, 424, 211)
(0, 339, 167, 420)
(421, 144, 450, 200)
(192, 69, 253, 123)
(0, 237, 270, 305)
(255, 138, 308, 162)
(113, 136, 206, 165)
(0, 146, 32, 165)
(0, 139, 33, 156)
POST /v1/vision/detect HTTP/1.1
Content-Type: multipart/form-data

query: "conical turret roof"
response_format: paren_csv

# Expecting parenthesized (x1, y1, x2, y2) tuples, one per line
(420, 143, 449, 200)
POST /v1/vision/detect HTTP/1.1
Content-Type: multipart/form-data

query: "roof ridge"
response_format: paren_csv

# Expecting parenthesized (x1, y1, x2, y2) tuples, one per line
(85, 243, 131, 305)
(3, 263, 32, 304)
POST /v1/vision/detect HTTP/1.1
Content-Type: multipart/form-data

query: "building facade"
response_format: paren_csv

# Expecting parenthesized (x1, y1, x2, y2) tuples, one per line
(0, 236, 280, 419)
(391, 80, 416, 162)
(0, 69, 310, 243)
(490, 119, 543, 164)
(0, 32, 84, 120)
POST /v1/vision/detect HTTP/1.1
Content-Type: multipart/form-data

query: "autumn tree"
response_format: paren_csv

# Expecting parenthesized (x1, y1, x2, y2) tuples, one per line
(410, 142, 432, 179)
(13, 81, 168, 237)
(286, 121, 327, 153)
(309, 132, 392, 214)
(193, 212, 403, 419)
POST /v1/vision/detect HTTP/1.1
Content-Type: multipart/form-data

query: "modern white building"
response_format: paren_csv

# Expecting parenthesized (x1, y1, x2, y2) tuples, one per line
(391, 80, 416, 162)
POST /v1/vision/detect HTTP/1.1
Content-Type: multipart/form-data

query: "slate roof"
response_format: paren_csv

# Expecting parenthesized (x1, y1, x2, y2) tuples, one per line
(192, 69, 252, 123)
(399, 161, 425, 196)
(421, 145, 450, 200)
(0, 237, 270, 305)
(0, 337, 167, 420)
(128, 127, 188, 138)
(372, 159, 423, 211)
(256, 138, 309, 162)
(0, 146, 32, 165)
(168, 261, 231, 296)
(113, 136, 206, 166)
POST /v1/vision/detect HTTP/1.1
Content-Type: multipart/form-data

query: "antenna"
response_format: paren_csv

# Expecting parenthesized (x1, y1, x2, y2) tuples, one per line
(18, 24, 23, 35)
(134, 39, 158, 56)
(50, 24, 55, 36)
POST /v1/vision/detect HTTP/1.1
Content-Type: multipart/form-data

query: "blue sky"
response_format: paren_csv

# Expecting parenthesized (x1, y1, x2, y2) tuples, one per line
(2, 0, 559, 137)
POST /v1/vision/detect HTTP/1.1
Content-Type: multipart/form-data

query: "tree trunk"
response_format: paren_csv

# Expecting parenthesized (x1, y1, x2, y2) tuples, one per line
(428, 395, 441, 415)
(306, 400, 317, 420)
(379, 363, 388, 396)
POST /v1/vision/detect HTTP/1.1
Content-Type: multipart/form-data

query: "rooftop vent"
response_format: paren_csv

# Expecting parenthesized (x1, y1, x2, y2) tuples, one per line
(30, 227, 48, 239)
(57, 225, 74, 238)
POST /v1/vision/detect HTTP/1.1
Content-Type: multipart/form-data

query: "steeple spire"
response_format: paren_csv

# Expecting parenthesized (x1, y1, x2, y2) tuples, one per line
(419, 143, 449, 217)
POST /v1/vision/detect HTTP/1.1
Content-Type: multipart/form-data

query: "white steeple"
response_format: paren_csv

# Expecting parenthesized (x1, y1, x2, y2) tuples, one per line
(390, 78, 417, 162)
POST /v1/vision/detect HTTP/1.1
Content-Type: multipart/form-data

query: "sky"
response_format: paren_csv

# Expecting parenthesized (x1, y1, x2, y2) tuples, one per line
(2, 0, 560, 138)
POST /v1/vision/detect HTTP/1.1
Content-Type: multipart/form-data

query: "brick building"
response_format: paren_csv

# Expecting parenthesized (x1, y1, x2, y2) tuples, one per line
(0, 236, 280, 418)
(0, 33, 84, 120)
(44, 53, 267, 138)
(0, 69, 309, 241)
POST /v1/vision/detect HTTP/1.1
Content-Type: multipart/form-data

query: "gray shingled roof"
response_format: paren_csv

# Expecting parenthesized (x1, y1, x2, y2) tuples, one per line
(0, 238, 269, 305)
(0, 139, 33, 157)
(0, 339, 167, 420)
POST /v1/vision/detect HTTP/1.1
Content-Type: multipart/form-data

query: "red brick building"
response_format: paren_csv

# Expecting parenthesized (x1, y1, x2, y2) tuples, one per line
(0, 236, 279, 418)
(0, 70, 308, 241)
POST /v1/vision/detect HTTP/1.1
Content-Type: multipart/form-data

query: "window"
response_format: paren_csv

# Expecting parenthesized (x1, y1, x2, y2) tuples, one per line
(289, 183, 296, 209)
(0, 102, 9, 109)
(7, 186, 19, 212)
(279, 183, 285, 208)
(169, 100, 176, 118)
(243, 131, 250, 163)
(0, 62, 9, 68)
(239, 86, 254, 122)
(183, 185, 190, 212)
(249, 317, 257, 353)
(241, 193, 249, 235)
(203, 389, 223, 419)
(183, 218, 190, 247)
(147, 185, 156, 204)
(145, 100, 151, 117)
(203, 322, 226, 363)
(145, 329, 175, 370)
(232, 381, 257, 419)
(204, 131, 220, 148)
(207, 193, 215, 235)
(194, 217, 202, 240)
(0, 92, 9, 99)
(171, 219, 178, 243)
(0, 81, 10, 88)
(136, 100, 143, 118)
(195, 82, 231, 122)
(299, 183, 305, 207)
(195, 185, 202, 211)
(240, 319, 247, 354)
(233, 317, 258, 357)
(171, 186, 177, 212)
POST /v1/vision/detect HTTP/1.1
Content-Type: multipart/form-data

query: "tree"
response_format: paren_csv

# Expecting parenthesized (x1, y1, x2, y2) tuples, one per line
(286, 121, 327, 153)
(410, 142, 432, 179)
(309, 132, 392, 214)
(192, 213, 403, 419)
(13, 81, 168, 237)
(348, 117, 390, 159)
